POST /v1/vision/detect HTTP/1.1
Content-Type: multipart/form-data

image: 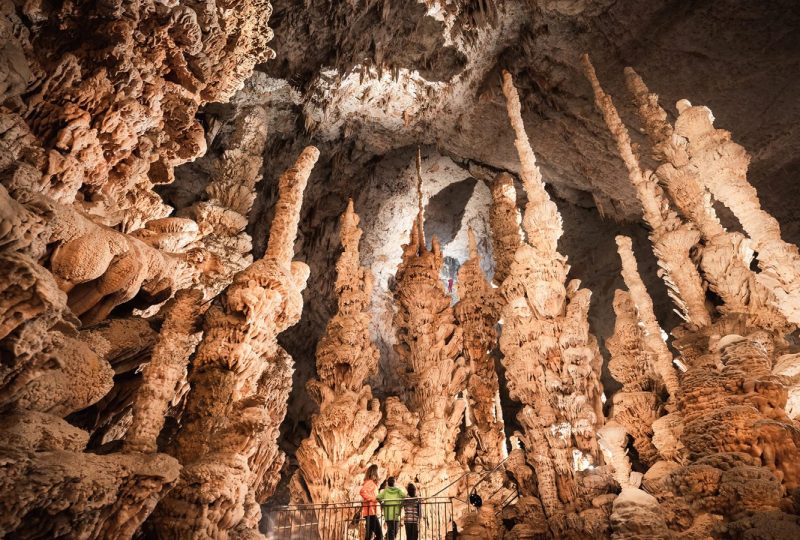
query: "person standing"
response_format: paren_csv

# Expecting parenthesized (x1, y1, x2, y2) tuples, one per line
(402, 483, 421, 540)
(360, 465, 382, 540)
(377, 477, 405, 540)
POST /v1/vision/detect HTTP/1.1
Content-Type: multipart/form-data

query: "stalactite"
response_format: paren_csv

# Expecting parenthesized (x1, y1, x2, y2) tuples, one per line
(454, 228, 505, 468)
(291, 200, 385, 507)
(498, 70, 609, 537)
(582, 54, 711, 329)
(151, 147, 318, 539)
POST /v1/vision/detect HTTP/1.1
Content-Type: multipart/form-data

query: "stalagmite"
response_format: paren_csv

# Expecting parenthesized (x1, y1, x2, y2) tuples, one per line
(592, 64, 800, 538)
(124, 290, 206, 454)
(182, 106, 270, 298)
(613, 235, 800, 538)
(615, 237, 679, 401)
(670, 98, 800, 326)
(454, 228, 506, 468)
(488, 172, 523, 287)
(379, 152, 468, 495)
(582, 54, 711, 328)
(498, 70, 608, 537)
(151, 147, 318, 539)
(624, 68, 787, 331)
(291, 200, 385, 507)
(605, 289, 661, 467)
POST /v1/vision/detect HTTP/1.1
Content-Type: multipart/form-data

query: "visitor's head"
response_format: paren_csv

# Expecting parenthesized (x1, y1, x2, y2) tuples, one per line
(387, 476, 395, 487)
(407, 483, 416, 497)
(366, 465, 379, 482)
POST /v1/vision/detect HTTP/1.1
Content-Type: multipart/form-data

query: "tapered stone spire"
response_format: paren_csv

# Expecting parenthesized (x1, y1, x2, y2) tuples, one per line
(292, 200, 385, 509)
(152, 147, 318, 538)
(498, 70, 607, 536)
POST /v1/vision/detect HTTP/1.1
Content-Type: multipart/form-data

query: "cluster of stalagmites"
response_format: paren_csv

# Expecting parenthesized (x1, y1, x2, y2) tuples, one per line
(3, 0, 800, 535)
(290, 199, 385, 508)
(578, 55, 800, 540)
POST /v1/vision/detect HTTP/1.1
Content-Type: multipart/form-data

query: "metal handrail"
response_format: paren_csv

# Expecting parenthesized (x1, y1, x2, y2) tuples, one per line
(262, 495, 455, 539)
(468, 454, 513, 496)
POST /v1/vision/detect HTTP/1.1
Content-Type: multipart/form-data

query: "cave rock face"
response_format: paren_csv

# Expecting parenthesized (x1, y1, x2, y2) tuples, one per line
(3, 0, 800, 538)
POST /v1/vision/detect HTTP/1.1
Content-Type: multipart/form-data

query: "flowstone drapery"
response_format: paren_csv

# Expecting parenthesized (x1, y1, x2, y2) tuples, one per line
(150, 147, 318, 539)
(498, 70, 609, 537)
(291, 200, 385, 506)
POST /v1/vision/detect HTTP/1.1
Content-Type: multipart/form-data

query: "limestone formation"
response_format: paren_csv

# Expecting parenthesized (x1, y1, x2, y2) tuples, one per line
(1, 0, 275, 230)
(488, 171, 523, 287)
(455, 229, 506, 469)
(2, 2, 800, 537)
(668, 97, 800, 327)
(498, 70, 607, 537)
(292, 200, 385, 506)
(380, 154, 468, 496)
(125, 290, 207, 454)
(605, 290, 661, 467)
(590, 64, 800, 539)
(0, 410, 180, 539)
(181, 106, 270, 298)
(624, 68, 788, 332)
(151, 147, 318, 538)
(582, 54, 711, 329)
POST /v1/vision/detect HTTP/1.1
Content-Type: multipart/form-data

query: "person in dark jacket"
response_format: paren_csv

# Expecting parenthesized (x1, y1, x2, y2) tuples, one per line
(402, 483, 421, 540)
(377, 477, 405, 540)
(360, 465, 382, 540)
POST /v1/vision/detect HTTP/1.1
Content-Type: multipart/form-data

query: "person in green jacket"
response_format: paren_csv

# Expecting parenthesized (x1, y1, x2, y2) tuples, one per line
(377, 477, 405, 540)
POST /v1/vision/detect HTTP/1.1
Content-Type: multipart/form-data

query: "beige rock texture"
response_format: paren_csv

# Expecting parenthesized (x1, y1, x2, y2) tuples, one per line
(591, 64, 800, 539)
(376, 157, 468, 497)
(455, 229, 506, 470)
(497, 70, 608, 537)
(151, 147, 317, 538)
(291, 200, 385, 507)
(2, 1, 800, 538)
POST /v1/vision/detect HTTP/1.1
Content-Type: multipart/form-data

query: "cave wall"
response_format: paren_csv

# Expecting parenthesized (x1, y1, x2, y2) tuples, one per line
(2, 0, 800, 536)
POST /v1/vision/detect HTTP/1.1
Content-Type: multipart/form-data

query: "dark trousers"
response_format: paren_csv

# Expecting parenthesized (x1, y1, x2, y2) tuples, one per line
(365, 515, 383, 540)
(386, 520, 399, 540)
(405, 522, 419, 540)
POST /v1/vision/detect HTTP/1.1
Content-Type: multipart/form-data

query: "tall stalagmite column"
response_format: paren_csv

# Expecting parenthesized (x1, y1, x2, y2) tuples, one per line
(489, 172, 523, 288)
(667, 95, 800, 326)
(291, 200, 385, 507)
(151, 147, 319, 539)
(604, 289, 661, 468)
(384, 153, 468, 494)
(454, 229, 505, 469)
(582, 55, 711, 330)
(498, 70, 607, 537)
(623, 69, 785, 331)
